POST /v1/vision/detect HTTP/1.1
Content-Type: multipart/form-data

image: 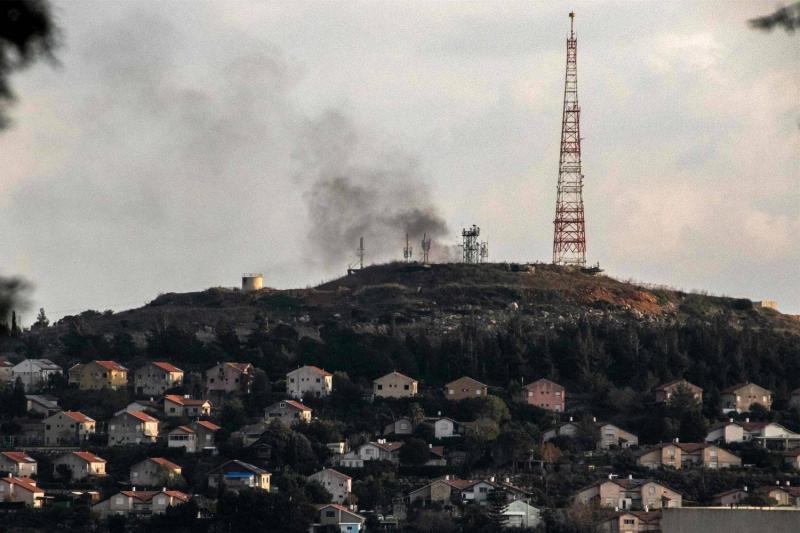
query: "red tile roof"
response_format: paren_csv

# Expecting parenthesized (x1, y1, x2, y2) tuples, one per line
(523, 377, 564, 390)
(72, 451, 105, 464)
(94, 360, 127, 372)
(654, 379, 702, 392)
(226, 362, 253, 373)
(195, 420, 221, 431)
(127, 411, 158, 422)
(445, 376, 487, 389)
(164, 394, 208, 407)
(318, 468, 351, 481)
(148, 457, 181, 471)
(316, 503, 364, 519)
(62, 411, 95, 424)
(299, 365, 332, 377)
(1, 476, 42, 494)
(1, 451, 36, 464)
(152, 362, 183, 373)
(721, 381, 770, 394)
(284, 399, 312, 411)
(374, 371, 416, 383)
(371, 441, 403, 452)
(172, 425, 195, 434)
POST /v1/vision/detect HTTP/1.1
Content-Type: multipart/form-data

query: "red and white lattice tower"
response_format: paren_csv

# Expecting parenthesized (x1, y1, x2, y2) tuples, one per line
(552, 12, 586, 267)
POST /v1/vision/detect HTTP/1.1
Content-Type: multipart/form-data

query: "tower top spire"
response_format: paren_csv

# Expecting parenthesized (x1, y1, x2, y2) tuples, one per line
(569, 11, 575, 38)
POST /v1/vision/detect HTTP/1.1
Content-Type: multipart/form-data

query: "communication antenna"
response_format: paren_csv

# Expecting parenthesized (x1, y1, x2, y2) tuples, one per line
(421, 233, 432, 264)
(403, 233, 413, 263)
(347, 236, 365, 275)
(461, 225, 480, 264)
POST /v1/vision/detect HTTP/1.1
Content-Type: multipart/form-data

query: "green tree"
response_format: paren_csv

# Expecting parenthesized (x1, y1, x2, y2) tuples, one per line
(33, 307, 49, 328)
(399, 437, 430, 466)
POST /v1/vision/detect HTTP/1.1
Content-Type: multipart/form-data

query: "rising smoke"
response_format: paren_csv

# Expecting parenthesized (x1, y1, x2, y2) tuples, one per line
(296, 110, 449, 266)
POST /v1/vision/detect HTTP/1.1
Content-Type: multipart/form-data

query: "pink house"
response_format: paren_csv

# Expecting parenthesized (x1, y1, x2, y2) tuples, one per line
(521, 378, 565, 412)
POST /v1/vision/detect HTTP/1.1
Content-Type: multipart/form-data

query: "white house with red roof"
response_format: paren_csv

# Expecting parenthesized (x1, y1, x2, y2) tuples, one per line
(53, 451, 107, 480)
(307, 468, 352, 504)
(287, 365, 333, 399)
(0, 451, 37, 477)
(43, 411, 96, 446)
(134, 362, 184, 396)
(108, 410, 160, 446)
(168, 426, 197, 453)
(164, 394, 212, 417)
(193, 420, 221, 451)
(92, 489, 189, 517)
(311, 503, 365, 532)
(334, 439, 403, 468)
(205, 362, 254, 395)
(0, 476, 45, 507)
(265, 399, 313, 426)
(129, 457, 182, 487)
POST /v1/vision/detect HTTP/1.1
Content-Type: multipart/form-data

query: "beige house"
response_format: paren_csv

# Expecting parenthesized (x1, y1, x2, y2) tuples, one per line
(705, 420, 745, 444)
(521, 378, 565, 412)
(264, 399, 312, 426)
(0, 452, 37, 477)
(25, 394, 60, 416)
(334, 440, 403, 468)
(712, 488, 750, 506)
(599, 511, 661, 533)
(108, 411, 159, 446)
(53, 451, 107, 480)
(597, 423, 639, 450)
(167, 426, 197, 453)
(92, 490, 189, 518)
(0, 476, 45, 507)
(307, 468, 352, 504)
(755, 485, 800, 507)
(286, 365, 333, 399)
(637, 442, 741, 469)
(444, 376, 488, 400)
(208, 460, 270, 492)
(384, 417, 415, 436)
(654, 380, 703, 404)
(193, 420, 220, 451)
(373, 371, 418, 398)
(68, 360, 128, 390)
(573, 478, 682, 510)
(205, 362, 254, 395)
(311, 503, 365, 532)
(720, 382, 772, 413)
(164, 395, 212, 417)
(43, 411, 96, 446)
(129, 458, 182, 487)
(134, 362, 183, 397)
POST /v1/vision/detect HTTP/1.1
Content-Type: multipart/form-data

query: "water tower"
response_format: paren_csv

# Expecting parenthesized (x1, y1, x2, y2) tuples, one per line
(242, 273, 263, 292)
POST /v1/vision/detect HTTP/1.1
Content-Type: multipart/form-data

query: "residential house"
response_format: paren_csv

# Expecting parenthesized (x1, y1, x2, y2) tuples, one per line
(740, 421, 800, 449)
(654, 380, 703, 404)
(424, 445, 447, 467)
(0, 452, 37, 477)
(311, 503, 365, 533)
(383, 417, 415, 436)
(167, 421, 219, 453)
(286, 365, 333, 399)
(129, 458, 182, 487)
(0, 476, 44, 507)
(115, 400, 159, 416)
(373, 371, 418, 398)
(720, 382, 773, 413)
(502, 500, 542, 529)
(444, 376, 487, 400)
(68, 360, 128, 390)
(409, 476, 529, 506)
(705, 420, 746, 444)
(163, 395, 212, 417)
(264, 399, 312, 426)
(205, 362, 254, 396)
(520, 378, 565, 412)
(43, 411, 96, 446)
(92, 490, 189, 517)
(0, 356, 13, 383)
(573, 478, 683, 510)
(637, 442, 741, 469)
(11, 359, 62, 391)
(167, 426, 196, 453)
(207, 460, 270, 492)
(542, 420, 581, 442)
(53, 451, 106, 480)
(427, 417, 461, 439)
(307, 468, 352, 504)
(108, 411, 159, 446)
(599, 511, 662, 533)
(755, 485, 800, 507)
(25, 394, 60, 416)
(597, 423, 639, 450)
(134, 362, 183, 397)
(712, 488, 750, 506)
(334, 440, 403, 468)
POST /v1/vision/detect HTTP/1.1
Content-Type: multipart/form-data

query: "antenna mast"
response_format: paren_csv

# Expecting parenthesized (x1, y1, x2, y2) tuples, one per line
(403, 233, 413, 263)
(358, 236, 365, 269)
(552, 11, 587, 267)
(421, 233, 432, 264)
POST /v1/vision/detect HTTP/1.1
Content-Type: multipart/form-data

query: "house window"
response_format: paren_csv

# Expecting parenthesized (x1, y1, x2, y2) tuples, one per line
(377, 385, 383, 390)
(316, 378, 321, 383)
(115, 497, 124, 504)
(404, 385, 409, 390)
(325, 510, 335, 518)
(623, 519, 635, 525)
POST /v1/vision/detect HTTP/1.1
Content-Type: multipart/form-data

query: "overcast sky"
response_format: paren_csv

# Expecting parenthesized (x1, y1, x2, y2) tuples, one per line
(1, 0, 798, 321)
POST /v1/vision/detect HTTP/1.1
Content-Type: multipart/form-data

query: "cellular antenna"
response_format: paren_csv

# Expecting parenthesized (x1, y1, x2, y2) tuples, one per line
(403, 233, 413, 263)
(421, 233, 432, 264)
(553, 11, 587, 267)
(347, 236, 365, 275)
